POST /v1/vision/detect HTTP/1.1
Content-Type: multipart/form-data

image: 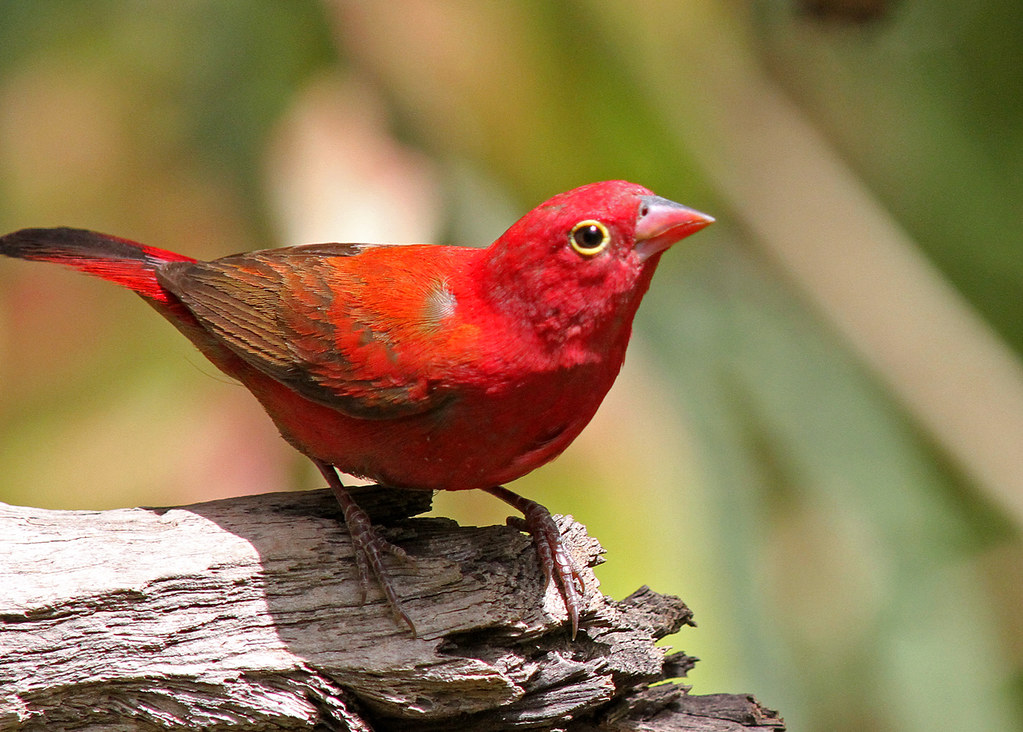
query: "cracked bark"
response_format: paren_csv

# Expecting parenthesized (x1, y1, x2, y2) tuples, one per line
(0, 488, 784, 731)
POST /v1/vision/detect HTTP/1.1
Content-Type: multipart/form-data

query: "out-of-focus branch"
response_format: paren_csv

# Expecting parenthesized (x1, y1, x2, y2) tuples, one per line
(592, 0, 1023, 527)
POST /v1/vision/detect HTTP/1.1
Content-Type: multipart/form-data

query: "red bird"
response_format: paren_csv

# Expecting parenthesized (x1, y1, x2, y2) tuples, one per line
(0, 180, 712, 637)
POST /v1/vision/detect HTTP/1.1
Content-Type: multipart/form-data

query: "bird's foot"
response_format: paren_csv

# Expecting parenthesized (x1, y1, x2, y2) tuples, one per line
(315, 461, 417, 636)
(484, 485, 585, 639)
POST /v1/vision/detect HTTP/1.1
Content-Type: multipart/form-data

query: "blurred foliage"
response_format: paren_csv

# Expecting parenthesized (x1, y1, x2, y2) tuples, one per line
(1, 2, 1021, 730)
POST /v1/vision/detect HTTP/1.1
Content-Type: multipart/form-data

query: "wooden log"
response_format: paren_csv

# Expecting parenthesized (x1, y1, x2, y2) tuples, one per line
(0, 487, 783, 731)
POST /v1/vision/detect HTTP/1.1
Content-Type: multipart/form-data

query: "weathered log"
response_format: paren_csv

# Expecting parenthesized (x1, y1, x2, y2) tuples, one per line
(0, 488, 783, 731)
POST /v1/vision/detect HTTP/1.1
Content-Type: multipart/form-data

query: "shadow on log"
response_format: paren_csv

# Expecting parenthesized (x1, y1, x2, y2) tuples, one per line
(0, 488, 783, 731)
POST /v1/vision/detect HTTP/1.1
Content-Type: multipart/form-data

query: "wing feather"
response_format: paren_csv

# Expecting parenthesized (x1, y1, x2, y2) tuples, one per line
(156, 243, 457, 419)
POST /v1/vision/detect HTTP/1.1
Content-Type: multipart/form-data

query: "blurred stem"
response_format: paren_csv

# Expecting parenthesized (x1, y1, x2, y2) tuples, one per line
(586, 0, 1023, 528)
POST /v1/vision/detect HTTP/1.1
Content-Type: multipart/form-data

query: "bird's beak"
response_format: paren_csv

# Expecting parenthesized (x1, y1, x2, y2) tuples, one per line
(634, 195, 715, 262)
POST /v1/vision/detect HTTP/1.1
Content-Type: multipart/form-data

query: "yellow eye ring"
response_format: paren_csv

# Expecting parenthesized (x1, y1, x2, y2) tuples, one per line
(569, 220, 610, 256)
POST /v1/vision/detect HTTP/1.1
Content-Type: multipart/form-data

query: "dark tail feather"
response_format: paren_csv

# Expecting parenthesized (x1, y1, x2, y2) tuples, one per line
(0, 227, 195, 304)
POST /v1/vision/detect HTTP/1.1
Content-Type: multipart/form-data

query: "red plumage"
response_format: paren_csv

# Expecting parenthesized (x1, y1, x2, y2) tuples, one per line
(0, 180, 713, 637)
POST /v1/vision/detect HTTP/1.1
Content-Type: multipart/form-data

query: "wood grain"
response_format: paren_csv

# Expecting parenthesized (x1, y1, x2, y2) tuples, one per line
(0, 488, 783, 731)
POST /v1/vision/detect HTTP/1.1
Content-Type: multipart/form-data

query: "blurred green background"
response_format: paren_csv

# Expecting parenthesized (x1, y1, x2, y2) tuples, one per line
(1, 2, 1021, 730)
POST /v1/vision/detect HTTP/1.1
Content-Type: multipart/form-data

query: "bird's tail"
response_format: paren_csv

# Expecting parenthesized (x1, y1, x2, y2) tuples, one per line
(0, 227, 195, 305)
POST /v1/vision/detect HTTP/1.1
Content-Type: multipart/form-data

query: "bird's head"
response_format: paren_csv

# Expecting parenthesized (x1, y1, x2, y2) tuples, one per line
(480, 180, 714, 351)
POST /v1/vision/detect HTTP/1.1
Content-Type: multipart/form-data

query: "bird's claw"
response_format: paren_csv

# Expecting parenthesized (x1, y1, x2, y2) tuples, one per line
(347, 520, 417, 635)
(317, 461, 418, 636)
(492, 487, 585, 639)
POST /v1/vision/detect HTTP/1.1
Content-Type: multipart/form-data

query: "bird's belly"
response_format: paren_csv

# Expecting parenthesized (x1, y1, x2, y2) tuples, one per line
(250, 369, 610, 492)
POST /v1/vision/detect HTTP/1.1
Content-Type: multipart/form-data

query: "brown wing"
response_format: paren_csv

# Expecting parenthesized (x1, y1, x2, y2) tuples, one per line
(156, 242, 455, 420)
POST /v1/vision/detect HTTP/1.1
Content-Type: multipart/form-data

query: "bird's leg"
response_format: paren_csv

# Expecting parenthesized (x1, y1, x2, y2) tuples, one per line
(483, 485, 584, 639)
(314, 459, 416, 635)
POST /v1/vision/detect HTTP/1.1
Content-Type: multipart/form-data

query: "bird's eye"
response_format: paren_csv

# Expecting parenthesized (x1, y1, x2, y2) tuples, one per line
(569, 220, 610, 256)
